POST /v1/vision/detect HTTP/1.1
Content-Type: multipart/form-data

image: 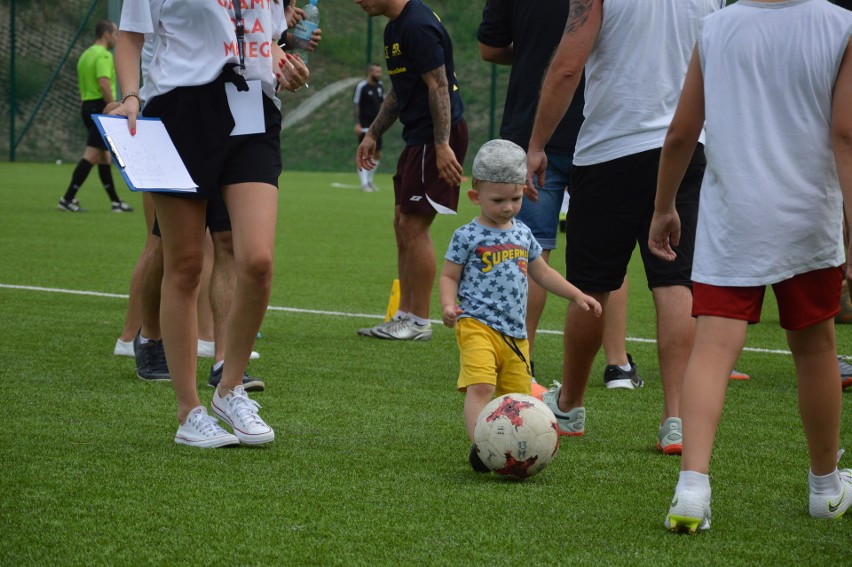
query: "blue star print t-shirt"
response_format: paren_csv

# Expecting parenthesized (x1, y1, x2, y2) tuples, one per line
(445, 219, 542, 338)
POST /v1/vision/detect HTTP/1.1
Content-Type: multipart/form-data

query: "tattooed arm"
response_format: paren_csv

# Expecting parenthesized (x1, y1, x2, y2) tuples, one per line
(422, 65, 464, 186)
(527, 0, 601, 189)
(356, 88, 399, 171)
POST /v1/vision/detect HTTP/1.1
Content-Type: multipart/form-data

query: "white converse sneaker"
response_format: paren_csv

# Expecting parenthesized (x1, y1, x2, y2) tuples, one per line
(197, 339, 259, 360)
(665, 490, 712, 533)
(174, 406, 239, 448)
(211, 385, 274, 445)
(113, 338, 134, 357)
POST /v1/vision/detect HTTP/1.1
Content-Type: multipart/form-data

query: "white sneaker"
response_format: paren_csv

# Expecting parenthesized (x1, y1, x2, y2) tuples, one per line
(211, 385, 274, 445)
(197, 339, 259, 360)
(665, 490, 712, 533)
(357, 319, 397, 337)
(810, 468, 852, 519)
(113, 338, 134, 357)
(373, 318, 432, 341)
(174, 406, 239, 448)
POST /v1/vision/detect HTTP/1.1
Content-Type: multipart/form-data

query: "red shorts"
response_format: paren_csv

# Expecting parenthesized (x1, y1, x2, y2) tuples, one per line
(692, 266, 843, 331)
(393, 120, 469, 215)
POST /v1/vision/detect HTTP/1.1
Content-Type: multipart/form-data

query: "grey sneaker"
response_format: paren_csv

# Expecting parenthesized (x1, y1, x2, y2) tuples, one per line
(839, 356, 852, 390)
(57, 197, 86, 212)
(541, 386, 585, 436)
(211, 385, 274, 445)
(357, 319, 398, 337)
(373, 318, 432, 341)
(174, 406, 239, 448)
(603, 353, 644, 389)
(658, 417, 683, 455)
(208, 364, 265, 393)
(665, 490, 712, 533)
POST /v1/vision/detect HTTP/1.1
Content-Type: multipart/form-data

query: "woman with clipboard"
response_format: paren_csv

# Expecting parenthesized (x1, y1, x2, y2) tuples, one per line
(112, 0, 308, 448)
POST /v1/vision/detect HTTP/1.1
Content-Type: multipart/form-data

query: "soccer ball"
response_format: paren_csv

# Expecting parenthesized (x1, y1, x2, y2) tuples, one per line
(473, 393, 560, 479)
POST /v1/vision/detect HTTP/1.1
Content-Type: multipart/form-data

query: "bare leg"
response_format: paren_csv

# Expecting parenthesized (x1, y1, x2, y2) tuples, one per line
(602, 277, 630, 366)
(197, 231, 215, 344)
(526, 250, 551, 356)
(140, 236, 163, 341)
(559, 291, 609, 411)
(119, 192, 157, 341)
(464, 383, 497, 441)
(652, 284, 695, 423)
(151, 194, 207, 423)
(218, 183, 277, 391)
(680, 316, 747, 473)
(394, 206, 436, 320)
(789, 319, 841, 476)
(210, 230, 235, 363)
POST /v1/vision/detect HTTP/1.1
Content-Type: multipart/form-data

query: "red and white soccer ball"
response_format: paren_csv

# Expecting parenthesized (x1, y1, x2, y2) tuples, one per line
(473, 393, 560, 479)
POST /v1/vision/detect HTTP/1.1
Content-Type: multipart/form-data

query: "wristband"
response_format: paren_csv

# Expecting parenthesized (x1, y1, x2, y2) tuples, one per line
(121, 91, 141, 104)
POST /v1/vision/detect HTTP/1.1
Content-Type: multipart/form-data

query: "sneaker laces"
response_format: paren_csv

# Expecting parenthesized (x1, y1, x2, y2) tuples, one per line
(382, 318, 411, 335)
(190, 411, 228, 438)
(225, 387, 265, 427)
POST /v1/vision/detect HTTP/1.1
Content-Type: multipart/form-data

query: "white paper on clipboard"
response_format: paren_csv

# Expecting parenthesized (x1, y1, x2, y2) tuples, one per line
(93, 114, 198, 193)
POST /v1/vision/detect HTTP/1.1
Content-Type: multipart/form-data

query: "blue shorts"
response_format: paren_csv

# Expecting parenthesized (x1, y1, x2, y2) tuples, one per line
(516, 152, 572, 250)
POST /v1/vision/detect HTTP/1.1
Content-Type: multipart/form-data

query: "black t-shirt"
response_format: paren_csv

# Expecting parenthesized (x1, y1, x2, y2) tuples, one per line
(354, 79, 385, 126)
(384, 0, 465, 145)
(477, 0, 585, 155)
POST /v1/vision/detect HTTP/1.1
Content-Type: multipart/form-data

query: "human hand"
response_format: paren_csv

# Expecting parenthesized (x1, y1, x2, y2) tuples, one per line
(110, 96, 140, 136)
(442, 304, 463, 328)
(355, 124, 363, 137)
(308, 27, 322, 51)
(574, 294, 602, 317)
(526, 148, 548, 199)
(357, 134, 378, 171)
(285, 4, 303, 29)
(648, 209, 681, 262)
(275, 52, 309, 92)
(435, 143, 464, 187)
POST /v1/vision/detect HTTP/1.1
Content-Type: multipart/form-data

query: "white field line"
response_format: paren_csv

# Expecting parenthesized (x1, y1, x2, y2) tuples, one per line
(0, 283, 803, 357)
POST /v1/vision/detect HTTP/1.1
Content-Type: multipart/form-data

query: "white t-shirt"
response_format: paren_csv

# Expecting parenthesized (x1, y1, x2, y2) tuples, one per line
(120, 0, 285, 105)
(692, 0, 852, 286)
(573, 0, 723, 166)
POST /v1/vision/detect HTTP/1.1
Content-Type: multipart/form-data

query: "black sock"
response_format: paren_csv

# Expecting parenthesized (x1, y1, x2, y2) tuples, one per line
(63, 159, 93, 201)
(99, 164, 120, 202)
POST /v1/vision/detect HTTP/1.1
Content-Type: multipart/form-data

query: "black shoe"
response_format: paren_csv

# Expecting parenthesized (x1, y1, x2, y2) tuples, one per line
(208, 364, 265, 392)
(111, 200, 134, 213)
(57, 197, 86, 212)
(133, 332, 170, 381)
(469, 444, 491, 473)
(603, 353, 644, 390)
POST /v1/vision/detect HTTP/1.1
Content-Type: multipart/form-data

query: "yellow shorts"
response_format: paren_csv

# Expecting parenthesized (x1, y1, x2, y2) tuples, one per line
(455, 317, 532, 396)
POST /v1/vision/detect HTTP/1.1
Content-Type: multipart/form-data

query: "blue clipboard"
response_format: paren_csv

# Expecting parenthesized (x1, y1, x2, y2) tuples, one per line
(93, 114, 198, 193)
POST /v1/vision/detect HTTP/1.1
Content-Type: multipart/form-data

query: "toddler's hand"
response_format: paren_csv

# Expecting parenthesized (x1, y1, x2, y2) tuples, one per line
(442, 304, 463, 328)
(575, 294, 602, 317)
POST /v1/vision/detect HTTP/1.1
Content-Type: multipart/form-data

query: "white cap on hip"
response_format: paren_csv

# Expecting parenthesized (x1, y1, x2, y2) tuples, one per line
(472, 139, 527, 185)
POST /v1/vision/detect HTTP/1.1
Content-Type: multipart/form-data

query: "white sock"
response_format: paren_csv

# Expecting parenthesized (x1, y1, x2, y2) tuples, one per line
(809, 468, 841, 494)
(618, 362, 632, 372)
(359, 169, 370, 187)
(368, 161, 380, 182)
(212, 360, 224, 372)
(393, 311, 408, 321)
(408, 314, 429, 326)
(676, 470, 711, 500)
(137, 334, 151, 345)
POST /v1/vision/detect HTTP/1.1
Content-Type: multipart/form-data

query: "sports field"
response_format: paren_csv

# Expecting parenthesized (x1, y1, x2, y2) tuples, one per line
(1, 162, 849, 564)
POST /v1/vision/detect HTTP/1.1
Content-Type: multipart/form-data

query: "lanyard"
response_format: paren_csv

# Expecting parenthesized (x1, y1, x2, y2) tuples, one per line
(233, 0, 246, 74)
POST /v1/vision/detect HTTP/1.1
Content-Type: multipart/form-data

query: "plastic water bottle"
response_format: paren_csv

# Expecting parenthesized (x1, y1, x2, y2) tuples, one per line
(292, 0, 320, 66)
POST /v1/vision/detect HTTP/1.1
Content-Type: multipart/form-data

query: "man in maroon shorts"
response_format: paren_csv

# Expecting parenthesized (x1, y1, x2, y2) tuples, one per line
(355, 0, 469, 341)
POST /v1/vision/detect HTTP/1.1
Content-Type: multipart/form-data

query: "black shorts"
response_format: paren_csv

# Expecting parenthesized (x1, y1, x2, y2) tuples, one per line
(142, 70, 282, 201)
(393, 119, 469, 215)
(151, 192, 232, 237)
(358, 132, 383, 153)
(564, 145, 704, 292)
(81, 99, 108, 149)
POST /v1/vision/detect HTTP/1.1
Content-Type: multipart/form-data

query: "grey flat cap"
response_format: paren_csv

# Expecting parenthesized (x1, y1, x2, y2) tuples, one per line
(472, 139, 527, 185)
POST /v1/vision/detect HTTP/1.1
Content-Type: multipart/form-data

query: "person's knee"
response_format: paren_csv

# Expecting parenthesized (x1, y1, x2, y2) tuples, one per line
(211, 230, 234, 257)
(237, 250, 274, 287)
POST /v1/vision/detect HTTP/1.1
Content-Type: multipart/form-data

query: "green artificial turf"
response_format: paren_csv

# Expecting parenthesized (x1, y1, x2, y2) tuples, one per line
(0, 163, 849, 565)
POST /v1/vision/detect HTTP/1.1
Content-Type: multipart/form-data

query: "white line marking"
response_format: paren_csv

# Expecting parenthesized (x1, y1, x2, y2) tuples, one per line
(0, 283, 816, 357)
